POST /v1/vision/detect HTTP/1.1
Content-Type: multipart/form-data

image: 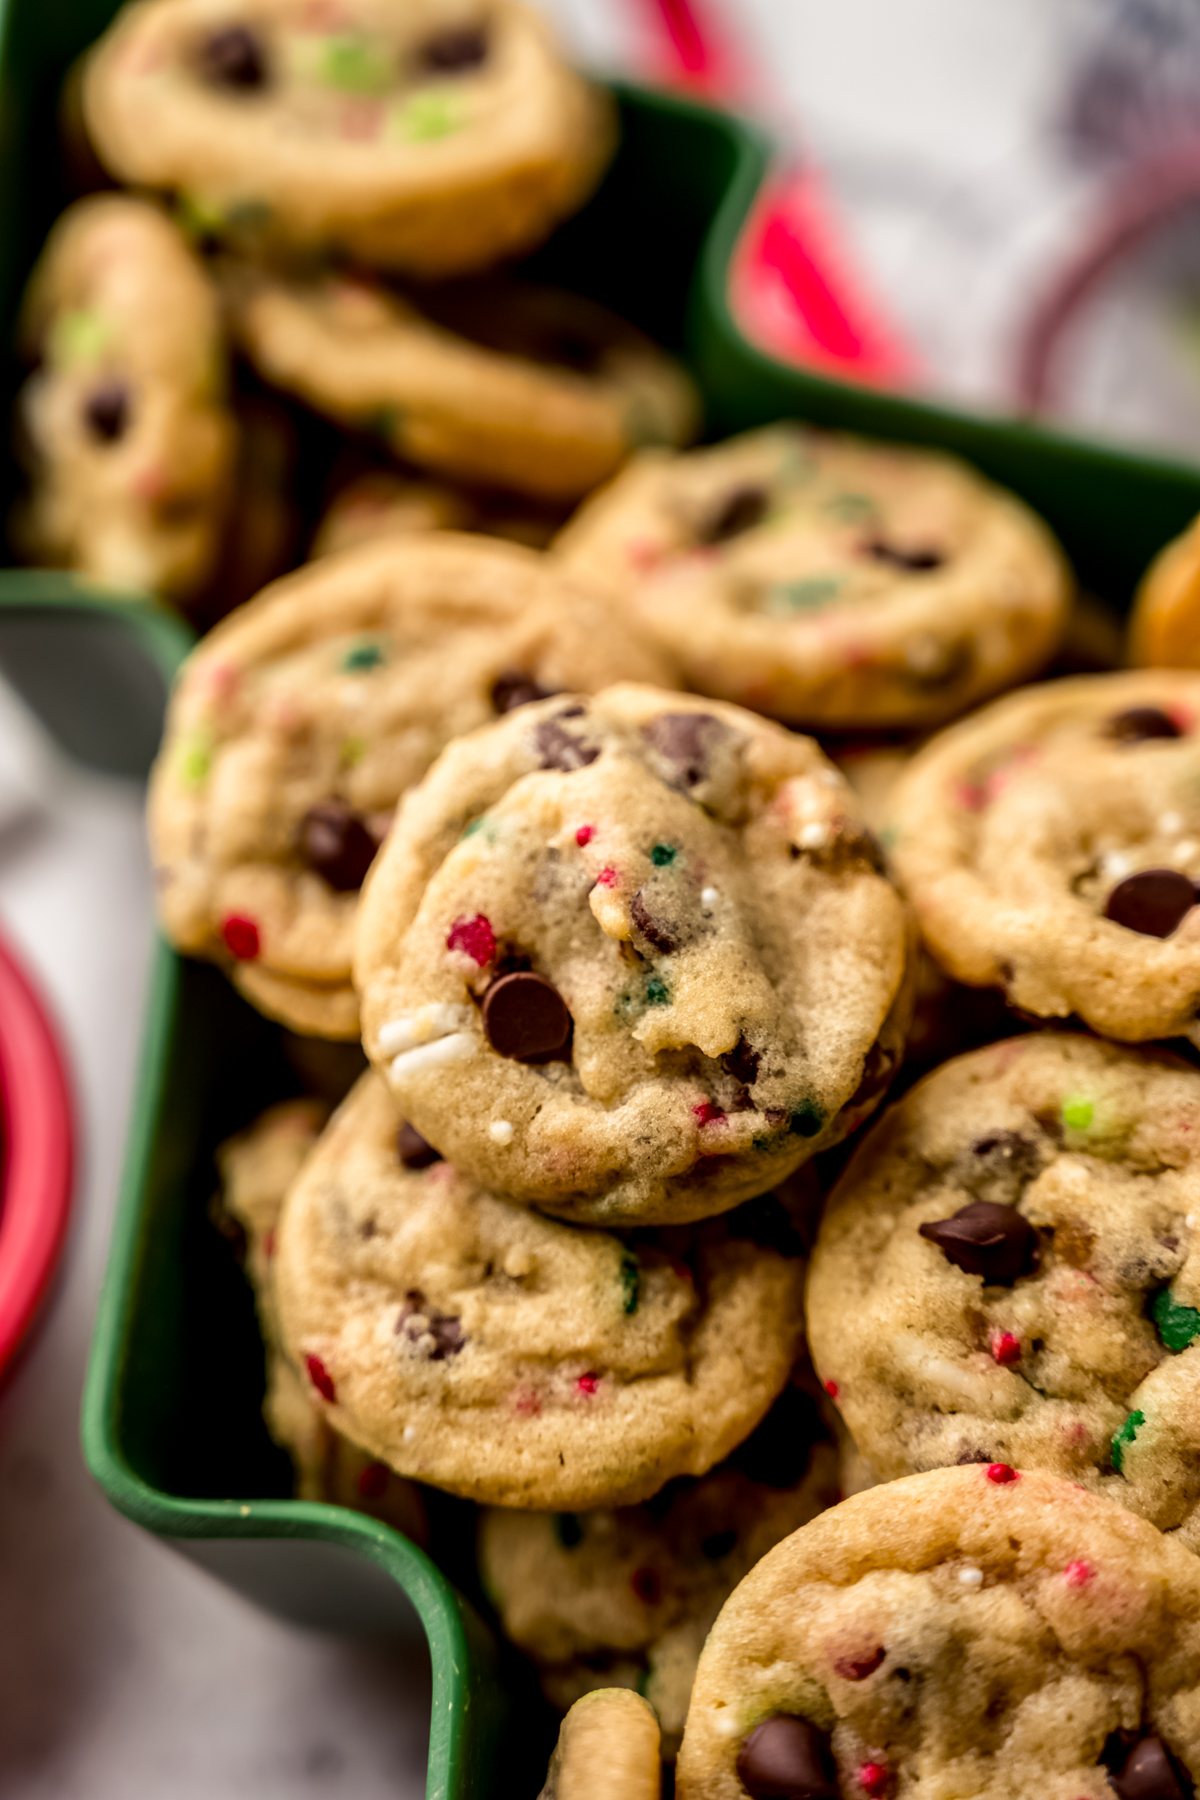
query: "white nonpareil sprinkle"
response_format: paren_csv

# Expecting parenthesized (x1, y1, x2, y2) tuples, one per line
(958, 1565, 984, 1589)
(798, 822, 828, 849)
(389, 1032, 474, 1080)
(402, 1425, 417, 1443)
(1103, 851, 1132, 880)
(1160, 811, 1185, 835)
(379, 1003, 472, 1057)
(489, 1119, 515, 1146)
(700, 886, 719, 912)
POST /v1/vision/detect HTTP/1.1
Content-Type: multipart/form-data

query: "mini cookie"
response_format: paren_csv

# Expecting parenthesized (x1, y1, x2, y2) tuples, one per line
(216, 1096, 427, 1539)
(15, 194, 234, 599)
(538, 1690, 661, 1800)
(148, 533, 673, 1040)
(807, 1031, 1200, 1546)
(553, 425, 1071, 729)
(273, 1069, 807, 1509)
(1129, 511, 1200, 669)
(676, 1464, 1200, 1800)
(228, 270, 698, 502)
(888, 670, 1200, 1044)
(82, 0, 614, 275)
(479, 1384, 840, 1758)
(355, 682, 912, 1224)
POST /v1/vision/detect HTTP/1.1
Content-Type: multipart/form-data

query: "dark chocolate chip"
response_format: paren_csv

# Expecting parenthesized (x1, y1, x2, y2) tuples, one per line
(397, 1121, 441, 1169)
(1107, 706, 1183, 744)
(641, 710, 728, 791)
(729, 1385, 821, 1487)
(868, 538, 943, 571)
(83, 380, 129, 443)
(482, 970, 572, 1062)
(555, 1512, 583, 1549)
(701, 484, 768, 544)
(1108, 1735, 1194, 1800)
(197, 23, 268, 88)
(534, 716, 599, 772)
(846, 1039, 896, 1110)
(721, 1036, 761, 1085)
(833, 1647, 885, 1681)
(1104, 868, 1198, 938)
(420, 23, 489, 70)
(395, 1288, 465, 1360)
(630, 887, 678, 954)
(919, 1200, 1036, 1285)
(736, 1715, 839, 1800)
(300, 800, 377, 891)
(491, 670, 556, 714)
(701, 1528, 737, 1560)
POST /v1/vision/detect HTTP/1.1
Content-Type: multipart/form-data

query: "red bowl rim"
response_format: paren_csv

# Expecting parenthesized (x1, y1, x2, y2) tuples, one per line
(0, 926, 73, 1374)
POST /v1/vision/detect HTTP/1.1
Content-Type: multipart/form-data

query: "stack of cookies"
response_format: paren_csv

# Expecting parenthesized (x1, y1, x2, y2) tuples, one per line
(19, 0, 1200, 1793)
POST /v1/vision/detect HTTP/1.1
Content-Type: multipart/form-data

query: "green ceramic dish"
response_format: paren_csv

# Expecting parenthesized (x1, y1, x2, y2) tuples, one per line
(0, 8, 1185, 1797)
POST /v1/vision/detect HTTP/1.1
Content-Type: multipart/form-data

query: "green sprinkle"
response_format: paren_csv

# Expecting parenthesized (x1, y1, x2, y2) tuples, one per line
(341, 639, 386, 673)
(319, 33, 393, 91)
(224, 198, 273, 232)
(366, 404, 401, 441)
(174, 191, 228, 239)
(620, 1254, 640, 1316)
(824, 492, 877, 522)
(339, 735, 366, 768)
(1111, 1409, 1145, 1474)
(645, 976, 670, 1007)
(179, 740, 210, 786)
(765, 576, 843, 617)
(392, 88, 463, 141)
(1061, 1095, 1094, 1131)
(48, 307, 110, 368)
(650, 843, 677, 867)
(1153, 1287, 1200, 1352)
(789, 1100, 823, 1138)
(461, 816, 486, 839)
(555, 1513, 582, 1549)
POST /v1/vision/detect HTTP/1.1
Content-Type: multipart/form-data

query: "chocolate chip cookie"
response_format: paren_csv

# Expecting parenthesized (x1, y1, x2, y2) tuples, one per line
(355, 683, 912, 1224)
(82, 0, 615, 274)
(539, 1689, 661, 1800)
(273, 1070, 807, 1509)
(808, 1031, 1200, 1546)
(216, 1095, 428, 1538)
(15, 194, 234, 600)
(148, 533, 673, 1039)
(479, 1382, 840, 1758)
(888, 671, 1200, 1044)
(553, 425, 1071, 729)
(676, 1463, 1200, 1800)
(228, 270, 699, 502)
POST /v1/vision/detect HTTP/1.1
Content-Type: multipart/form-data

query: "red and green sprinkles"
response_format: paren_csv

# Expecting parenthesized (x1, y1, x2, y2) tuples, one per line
(446, 913, 495, 966)
(1112, 1410, 1145, 1473)
(649, 842, 677, 867)
(1152, 1287, 1200, 1352)
(789, 1100, 823, 1138)
(341, 638, 386, 673)
(221, 914, 260, 960)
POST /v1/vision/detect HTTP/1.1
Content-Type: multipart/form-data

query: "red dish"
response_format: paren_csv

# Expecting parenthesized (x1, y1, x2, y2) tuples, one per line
(0, 927, 73, 1376)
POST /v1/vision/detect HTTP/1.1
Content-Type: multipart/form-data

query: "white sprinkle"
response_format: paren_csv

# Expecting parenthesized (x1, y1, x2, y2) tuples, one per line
(1188, 1214, 1198, 1230)
(489, 1119, 515, 1146)
(1160, 811, 1185, 835)
(958, 1565, 983, 1588)
(402, 1425, 417, 1443)
(701, 886, 719, 913)
(389, 1032, 475, 1080)
(1103, 851, 1132, 880)
(1179, 839, 1199, 862)
(798, 821, 828, 849)
(818, 769, 841, 787)
(379, 1004, 472, 1057)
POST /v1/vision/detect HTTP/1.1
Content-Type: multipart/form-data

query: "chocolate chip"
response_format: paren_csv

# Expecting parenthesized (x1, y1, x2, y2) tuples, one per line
(397, 1121, 441, 1169)
(83, 380, 129, 443)
(730, 1385, 821, 1487)
(701, 484, 768, 544)
(491, 670, 556, 714)
(701, 1529, 737, 1559)
(395, 1288, 464, 1360)
(868, 538, 943, 571)
(833, 1647, 885, 1681)
(736, 1716, 839, 1800)
(534, 716, 598, 772)
(1107, 707, 1183, 744)
(482, 970, 572, 1062)
(1104, 869, 1198, 938)
(420, 23, 488, 70)
(919, 1200, 1036, 1284)
(630, 887, 677, 954)
(641, 711, 728, 792)
(846, 1039, 896, 1109)
(555, 1513, 582, 1549)
(721, 1037, 761, 1085)
(197, 23, 268, 88)
(300, 800, 377, 891)
(1108, 1735, 1194, 1800)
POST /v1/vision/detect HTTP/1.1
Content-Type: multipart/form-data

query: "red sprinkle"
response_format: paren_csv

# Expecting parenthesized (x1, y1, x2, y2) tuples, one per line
(986, 1463, 1019, 1485)
(834, 1648, 885, 1681)
(630, 1566, 661, 1605)
(446, 913, 496, 965)
(512, 1385, 541, 1417)
(1064, 1559, 1094, 1587)
(575, 825, 594, 846)
(824, 1380, 840, 1400)
(693, 1100, 725, 1127)
(305, 1355, 336, 1403)
(221, 914, 260, 961)
(858, 1762, 889, 1797)
(990, 1331, 1022, 1366)
(595, 867, 619, 887)
(262, 1229, 276, 1260)
(576, 1371, 601, 1396)
(356, 1461, 389, 1499)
